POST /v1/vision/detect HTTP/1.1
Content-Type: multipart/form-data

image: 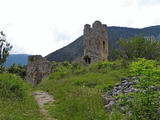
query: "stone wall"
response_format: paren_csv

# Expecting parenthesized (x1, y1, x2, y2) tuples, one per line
(102, 76, 159, 116)
(83, 21, 108, 63)
(26, 55, 52, 85)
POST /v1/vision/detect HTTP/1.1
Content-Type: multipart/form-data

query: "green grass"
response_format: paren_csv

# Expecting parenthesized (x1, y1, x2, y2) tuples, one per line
(2, 59, 159, 120)
(0, 61, 130, 120)
(38, 61, 128, 120)
(0, 73, 44, 120)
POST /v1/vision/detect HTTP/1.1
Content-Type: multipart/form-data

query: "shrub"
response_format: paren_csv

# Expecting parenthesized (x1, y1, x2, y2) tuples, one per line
(111, 36, 160, 61)
(88, 60, 125, 73)
(50, 61, 86, 80)
(0, 73, 44, 119)
(0, 73, 26, 99)
(0, 66, 6, 73)
(7, 63, 26, 79)
(120, 58, 160, 120)
(100, 84, 114, 92)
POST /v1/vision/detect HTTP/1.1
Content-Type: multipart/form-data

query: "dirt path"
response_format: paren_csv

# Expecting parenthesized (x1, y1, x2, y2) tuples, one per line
(33, 91, 56, 120)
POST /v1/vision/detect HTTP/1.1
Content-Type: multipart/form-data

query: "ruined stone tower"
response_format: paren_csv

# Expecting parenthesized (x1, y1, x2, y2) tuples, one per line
(83, 21, 108, 64)
(26, 55, 52, 85)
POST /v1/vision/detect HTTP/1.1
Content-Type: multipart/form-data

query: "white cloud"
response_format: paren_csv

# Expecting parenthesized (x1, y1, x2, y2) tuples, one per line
(0, 0, 160, 56)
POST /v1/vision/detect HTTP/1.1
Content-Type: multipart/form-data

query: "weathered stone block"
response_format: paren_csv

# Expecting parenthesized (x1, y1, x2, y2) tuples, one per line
(26, 55, 52, 85)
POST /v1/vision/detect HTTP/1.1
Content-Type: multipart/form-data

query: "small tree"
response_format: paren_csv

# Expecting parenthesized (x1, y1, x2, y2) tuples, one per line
(0, 31, 12, 67)
(7, 64, 26, 79)
(111, 36, 160, 61)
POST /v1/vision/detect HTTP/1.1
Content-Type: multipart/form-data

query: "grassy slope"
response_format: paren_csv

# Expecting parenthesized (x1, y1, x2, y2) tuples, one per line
(0, 74, 44, 120)
(38, 61, 129, 120)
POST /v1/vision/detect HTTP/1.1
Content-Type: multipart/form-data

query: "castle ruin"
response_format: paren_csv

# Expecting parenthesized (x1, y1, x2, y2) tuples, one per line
(26, 21, 109, 85)
(26, 55, 52, 85)
(83, 21, 108, 64)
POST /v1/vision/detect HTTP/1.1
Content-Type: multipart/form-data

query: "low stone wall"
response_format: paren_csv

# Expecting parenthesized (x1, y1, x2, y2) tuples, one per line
(26, 55, 52, 85)
(102, 76, 159, 116)
(102, 77, 138, 112)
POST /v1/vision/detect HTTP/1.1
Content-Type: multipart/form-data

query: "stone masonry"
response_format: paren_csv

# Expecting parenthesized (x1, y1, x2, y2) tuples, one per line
(83, 21, 108, 64)
(102, 76, 159, 116)
(26, 55, 52, 85)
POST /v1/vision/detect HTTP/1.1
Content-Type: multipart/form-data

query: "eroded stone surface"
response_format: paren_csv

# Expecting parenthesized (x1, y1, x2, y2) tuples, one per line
(83, 21, 108, 64)
(26, 55, 52, 85)
(34, 91, 55, 112)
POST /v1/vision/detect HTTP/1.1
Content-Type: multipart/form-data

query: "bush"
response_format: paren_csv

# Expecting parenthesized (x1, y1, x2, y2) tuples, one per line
(112, 36, 160, 61)
(7, 63, 26, 79)
(50, 61, 86, 80)
(99, 83, 114, 92)
(0, 73, 44, 119)
(120, 58, 160, 120)
(88, 60, 125, 73)
(0, 73, 26, 99)
(0, 66, 6, 73)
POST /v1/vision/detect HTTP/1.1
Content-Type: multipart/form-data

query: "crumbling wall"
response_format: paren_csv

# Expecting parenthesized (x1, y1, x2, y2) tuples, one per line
(83, 21, 108, 63)
(26, 55, 52, 85)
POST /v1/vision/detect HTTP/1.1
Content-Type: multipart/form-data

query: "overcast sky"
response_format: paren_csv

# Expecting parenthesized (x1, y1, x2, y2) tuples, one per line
(0, 0, 160, 56)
